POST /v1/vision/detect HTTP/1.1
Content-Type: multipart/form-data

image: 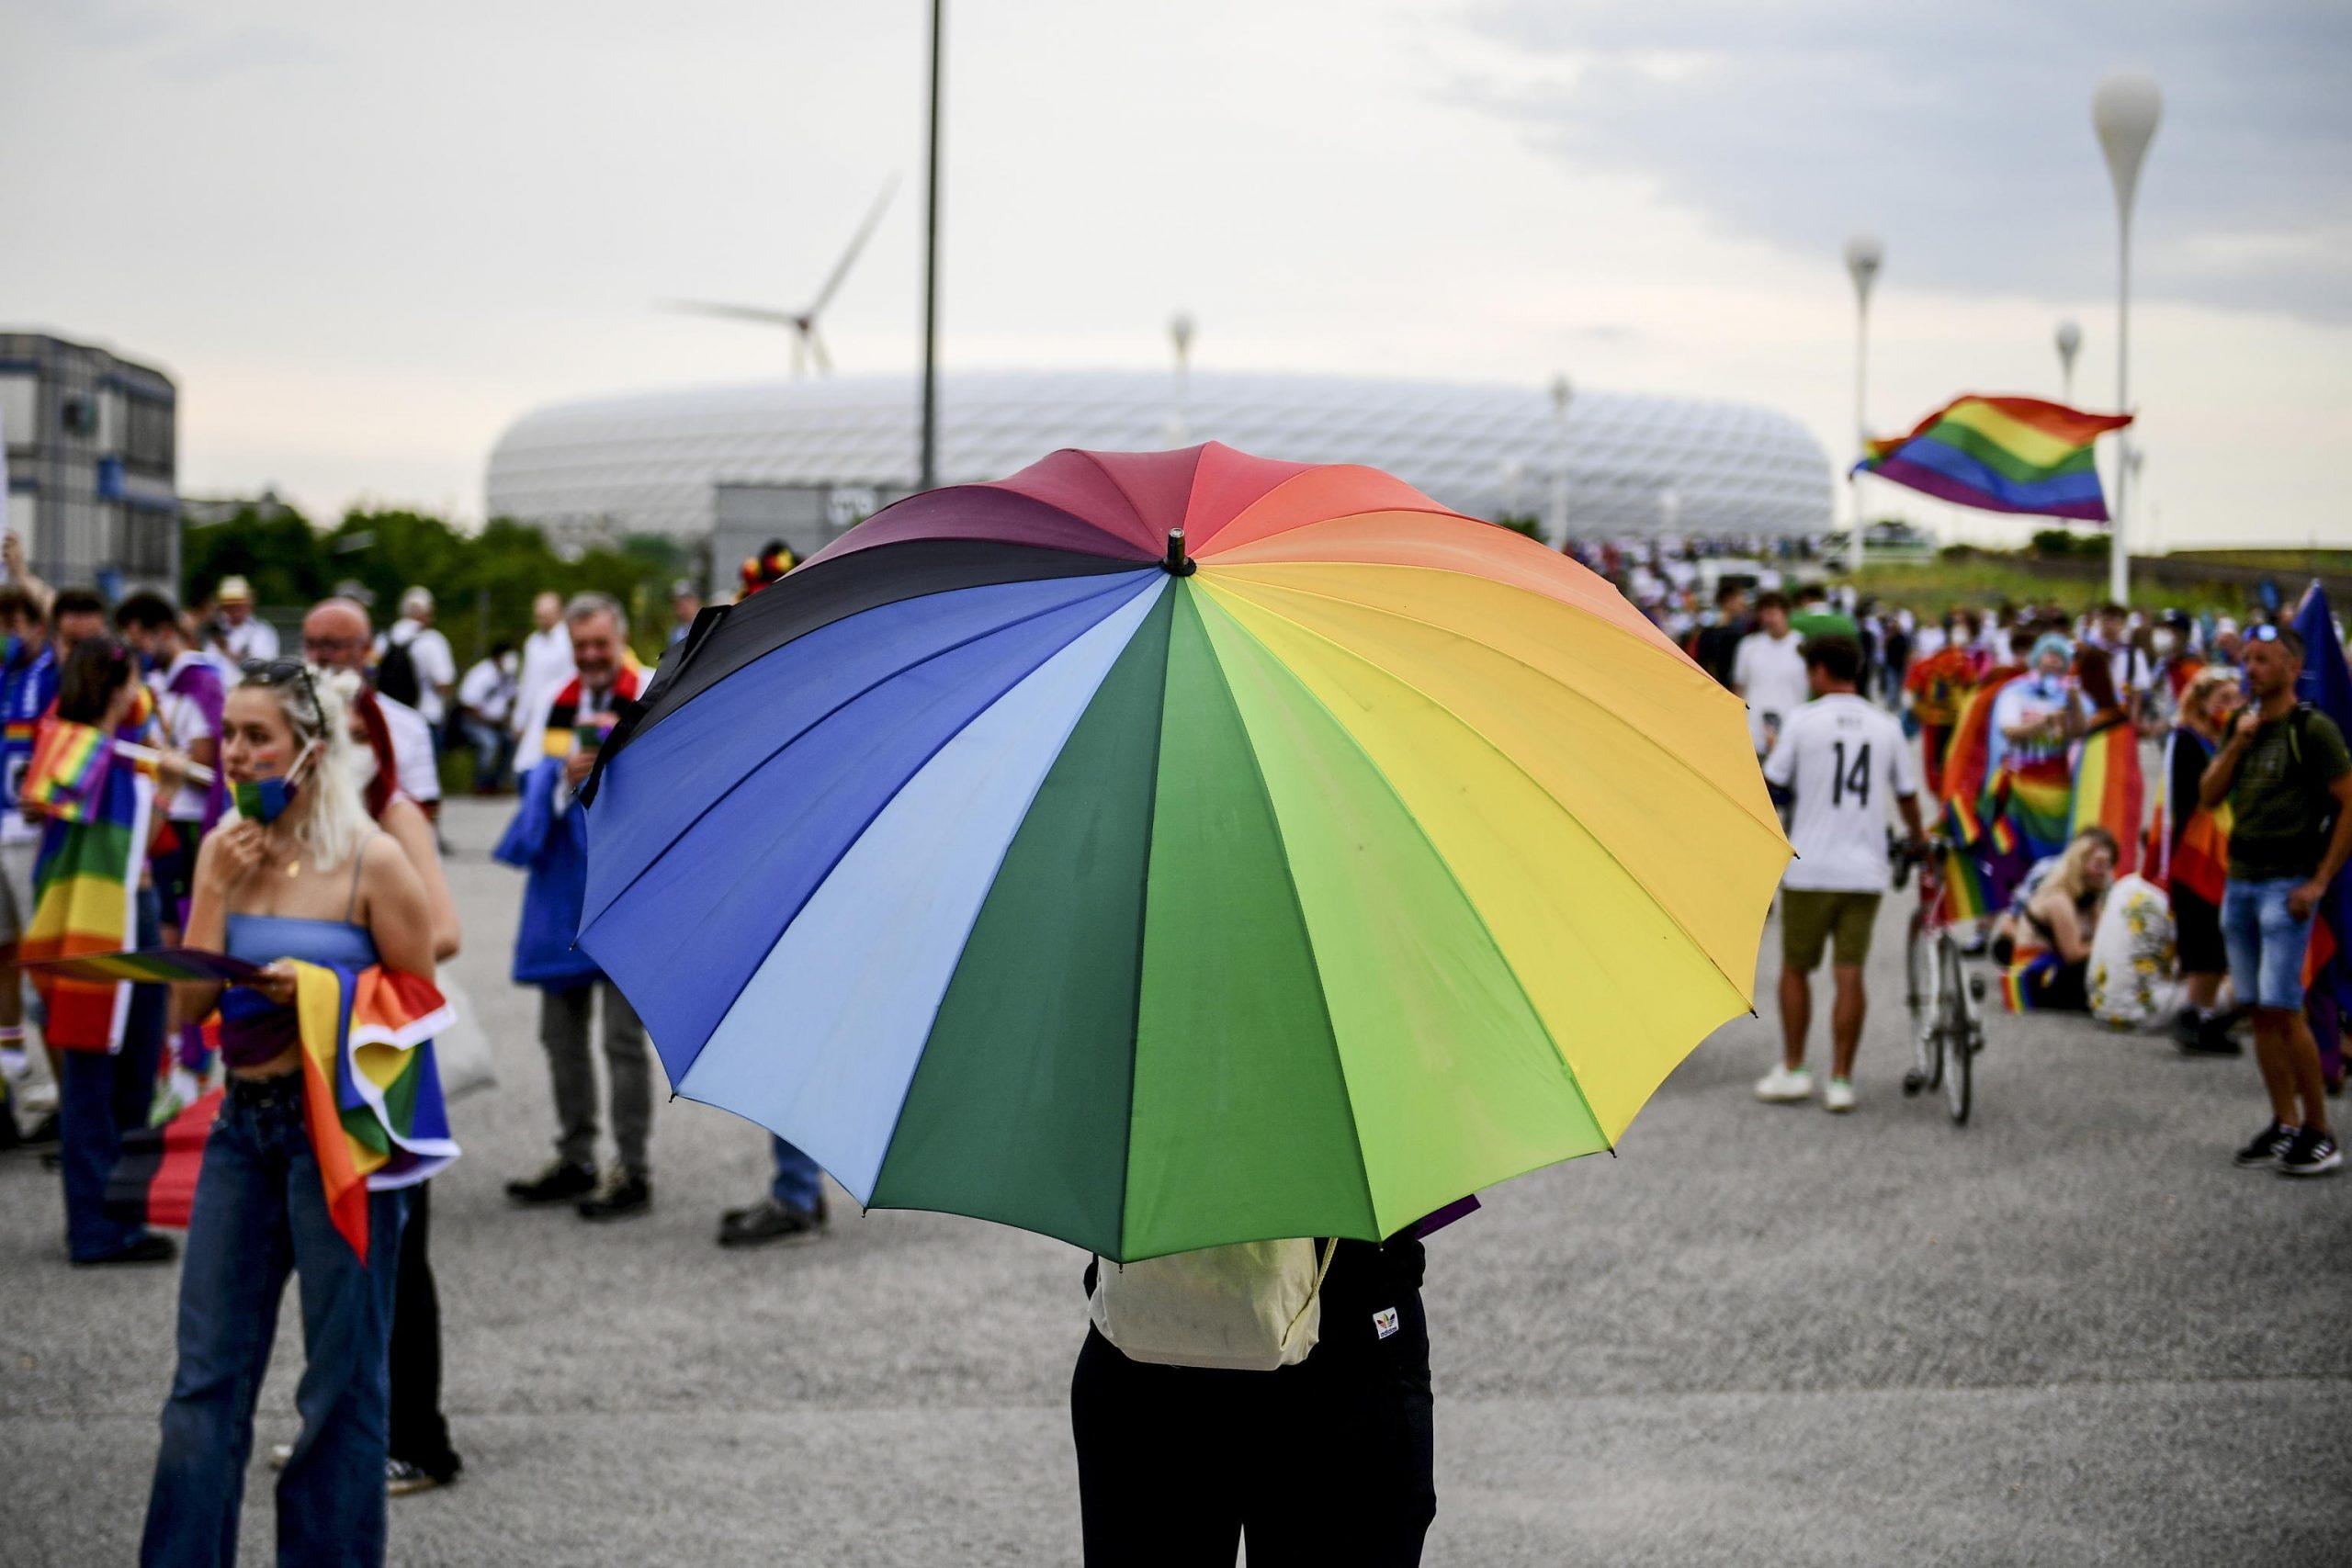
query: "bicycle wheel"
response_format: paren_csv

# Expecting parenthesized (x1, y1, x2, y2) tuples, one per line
(1939, 935, 1973, 1125)
(1904, 914, 1939, 1095)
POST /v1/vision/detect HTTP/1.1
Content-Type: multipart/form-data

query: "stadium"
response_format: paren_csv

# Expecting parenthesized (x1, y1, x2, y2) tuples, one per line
(484, 369, 1833, 556)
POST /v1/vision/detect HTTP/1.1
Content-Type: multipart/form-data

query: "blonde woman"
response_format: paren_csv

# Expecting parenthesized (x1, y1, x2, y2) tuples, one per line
(2004, 828, 2120, 1012)
(142, 660, 435, 1568)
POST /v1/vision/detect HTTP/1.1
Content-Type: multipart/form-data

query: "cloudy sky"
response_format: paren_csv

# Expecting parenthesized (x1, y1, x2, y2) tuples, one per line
(4, 0, 2346, 547)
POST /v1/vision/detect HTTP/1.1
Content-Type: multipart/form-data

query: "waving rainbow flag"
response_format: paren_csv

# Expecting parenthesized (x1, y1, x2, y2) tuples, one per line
(1859, 396, 2132, 522)
(21, 739, 153, 1052)
(2069, 719, 2144, 878)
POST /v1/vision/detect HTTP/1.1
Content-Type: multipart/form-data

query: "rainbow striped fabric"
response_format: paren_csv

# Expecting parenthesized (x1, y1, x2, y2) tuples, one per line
(2068, 720, 2145, 878)
(21, 738, 153, 1053)
(1990, 756, 2074, 869)
(1859, 396, 2133, 521)
(22, 720, 114, 821)
(289, 963, 458, 1259)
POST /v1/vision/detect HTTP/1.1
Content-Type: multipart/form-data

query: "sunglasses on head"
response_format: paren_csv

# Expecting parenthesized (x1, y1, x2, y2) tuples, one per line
(241, 657, 322, 716)
(2249, 625, 2281, 643)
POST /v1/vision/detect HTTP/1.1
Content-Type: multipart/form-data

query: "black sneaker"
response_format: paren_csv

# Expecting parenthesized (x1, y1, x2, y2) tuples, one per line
(2278, 1128, 2343, 1179)
(387, 1458, 454, 1497)
(2179, 1012, 2245, 1057)
(504, 1160, 598, 1206)
(2233, 1122, 2296, 1168)
(718, 1195, 828, 1249)
(74, 1232, 178, 1266)
(577, 1168, 652, 1221)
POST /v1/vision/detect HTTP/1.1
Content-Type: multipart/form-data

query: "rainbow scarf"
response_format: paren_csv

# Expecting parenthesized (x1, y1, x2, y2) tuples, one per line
(254, 963, 457, 1259)
(1858, 395, 2133, 522)
(539, 664, 644, 761)
(2068, 719, 2144, 878)
(21, 732, 153, 1052)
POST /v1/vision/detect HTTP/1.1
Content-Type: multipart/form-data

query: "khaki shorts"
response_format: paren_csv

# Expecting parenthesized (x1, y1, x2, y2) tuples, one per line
(1781, 888, 1882, 972)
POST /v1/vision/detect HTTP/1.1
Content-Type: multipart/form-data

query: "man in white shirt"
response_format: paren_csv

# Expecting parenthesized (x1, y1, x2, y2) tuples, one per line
(303, 598, 442, 812)
(457, 645, 519, 793)
(1733, 592, 1809, 758)
(1757, 637, 1927, 1112)
(114, 592, 223, 933)
(377, 587, 458, 729)
(212, 576, 279, 663)
(512, 591, 575, 765)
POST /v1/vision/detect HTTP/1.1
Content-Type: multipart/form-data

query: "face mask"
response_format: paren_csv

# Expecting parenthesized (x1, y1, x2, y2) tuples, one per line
(346, 747, 379, 791)
(236, 741, 317, 824)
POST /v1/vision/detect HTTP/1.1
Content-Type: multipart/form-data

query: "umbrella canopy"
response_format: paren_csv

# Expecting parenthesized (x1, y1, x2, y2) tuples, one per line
(580, 443, 1788, 1261)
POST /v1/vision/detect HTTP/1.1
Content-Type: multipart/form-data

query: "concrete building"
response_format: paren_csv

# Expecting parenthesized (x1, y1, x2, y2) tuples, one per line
(485, 370, 1833, 579)
(0, 332, 179, 592)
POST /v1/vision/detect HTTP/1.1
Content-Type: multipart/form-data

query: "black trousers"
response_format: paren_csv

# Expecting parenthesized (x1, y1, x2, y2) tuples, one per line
(1069, 1278, 1435, 1565)
(387, 1179, 461, 1479)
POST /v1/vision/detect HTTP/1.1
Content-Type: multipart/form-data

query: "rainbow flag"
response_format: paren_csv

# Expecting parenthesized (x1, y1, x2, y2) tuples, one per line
(2068, 719, 2144, 878)
(1859, 395, 2133, 522)
(217, 963, 458, 1258)
(1999, 950, 2070, 1013)
(20, 946, 263, 986)
(20, 748, 153, 1052)
(21, 720, 114, 821)
(1939, 667, 2024, 817)
(1989, 754, 2073, 869)
(2293, 584, 2352, 1083)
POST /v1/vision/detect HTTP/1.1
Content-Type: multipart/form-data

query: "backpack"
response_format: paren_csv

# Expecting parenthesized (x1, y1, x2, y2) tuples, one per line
(375, 634, 422, 708)
(1089, 1237, 1337, 1371)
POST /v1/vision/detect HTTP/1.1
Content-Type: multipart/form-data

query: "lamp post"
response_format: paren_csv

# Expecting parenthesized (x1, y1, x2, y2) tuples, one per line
(2094, 71, 2160, 605)
(1548, 374, 1573, 547)
(1167, 310, 1195, 446)
(918, 0, 944, 491)
(1843, 234, 1883, 576)
(2054, 320, 2082, 403)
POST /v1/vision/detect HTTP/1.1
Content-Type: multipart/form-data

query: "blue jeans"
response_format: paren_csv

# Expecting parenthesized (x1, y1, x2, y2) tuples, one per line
(142, 1078, 407, 1568)
(2222, 875, 2314, 1011)
(60, 886, 165, 1260)
(770, 1134, 822, 1212)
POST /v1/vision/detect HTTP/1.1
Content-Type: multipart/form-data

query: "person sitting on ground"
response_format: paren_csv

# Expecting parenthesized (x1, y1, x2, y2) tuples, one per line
(1996, 828, 2119, 1013)
(141, 660, 436, 1565)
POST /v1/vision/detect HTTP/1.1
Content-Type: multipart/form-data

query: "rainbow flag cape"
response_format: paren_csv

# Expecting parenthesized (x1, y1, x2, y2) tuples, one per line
(2068, 719, 2144, 878)
(1936, 667, 2026, 920)
(21, 719, 114, 821)
(1939, 667, 2024, 816)
(1988, 754, 2074, 868)
(233, 963, 458, 1259)
(20, 739, 153, 1052)
(1858, 395, 2132, 522)
(2292, 584, 2352, 1081)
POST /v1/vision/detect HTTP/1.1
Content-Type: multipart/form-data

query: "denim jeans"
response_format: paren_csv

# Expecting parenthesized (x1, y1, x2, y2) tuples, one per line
(142, 1077, 407, 1568)
(2222, 874, 2313, 1011)
(769, 1134, 822, 1211)
(60, 886, 165, 1260)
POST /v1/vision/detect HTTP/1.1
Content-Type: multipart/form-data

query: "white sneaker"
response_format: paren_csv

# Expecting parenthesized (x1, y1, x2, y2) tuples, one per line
(1823, 1077, 1858, 1113)
(1754, 1065, 1813, 1103)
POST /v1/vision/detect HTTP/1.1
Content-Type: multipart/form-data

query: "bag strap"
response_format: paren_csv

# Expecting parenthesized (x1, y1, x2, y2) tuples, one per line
(1278, 1237, 1341, 1351)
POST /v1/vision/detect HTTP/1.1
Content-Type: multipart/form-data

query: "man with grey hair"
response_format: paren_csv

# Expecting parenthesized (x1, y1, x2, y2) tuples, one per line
(304, 596, 442, 813)
(497, 591, 658, 1219)
(377, 585, 456, 732)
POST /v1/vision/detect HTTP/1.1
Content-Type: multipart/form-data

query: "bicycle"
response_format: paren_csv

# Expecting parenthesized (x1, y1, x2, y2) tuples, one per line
(1893, 834, 1986, 1125)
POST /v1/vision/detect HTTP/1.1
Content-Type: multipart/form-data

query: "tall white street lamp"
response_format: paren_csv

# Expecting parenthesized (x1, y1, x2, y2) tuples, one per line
(2094, 71, 2160, 605)
(1167, 310, 1195, 446)
(1843, 234, 1883, 576)
(1548, 373, 1574, 547)
(2054, 320, 2082, 403)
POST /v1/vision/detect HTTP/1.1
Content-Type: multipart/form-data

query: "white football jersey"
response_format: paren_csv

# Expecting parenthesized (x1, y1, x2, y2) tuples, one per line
(1763, 694, 1918, 892)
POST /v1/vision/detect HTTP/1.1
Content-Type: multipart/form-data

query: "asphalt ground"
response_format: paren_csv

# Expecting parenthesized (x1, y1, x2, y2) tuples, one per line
(3, 797, 2347, 1565)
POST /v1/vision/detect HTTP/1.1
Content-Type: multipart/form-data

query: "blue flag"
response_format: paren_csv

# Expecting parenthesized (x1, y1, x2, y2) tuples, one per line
(2291, 583, 2352, 1076)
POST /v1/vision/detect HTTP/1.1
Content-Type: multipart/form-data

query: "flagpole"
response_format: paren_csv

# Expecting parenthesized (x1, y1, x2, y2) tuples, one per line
(1843, 236, 1883, 578)
(2095, 73, 2160, 607)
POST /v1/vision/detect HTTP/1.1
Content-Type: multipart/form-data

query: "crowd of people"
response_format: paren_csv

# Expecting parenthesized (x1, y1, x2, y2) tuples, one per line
(2, 526, 2341, 1567)
(1664, 549, 2348, 1183)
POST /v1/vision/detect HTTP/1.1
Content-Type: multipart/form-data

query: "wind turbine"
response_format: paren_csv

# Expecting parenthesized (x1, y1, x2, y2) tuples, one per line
(665, 176, 899, 376)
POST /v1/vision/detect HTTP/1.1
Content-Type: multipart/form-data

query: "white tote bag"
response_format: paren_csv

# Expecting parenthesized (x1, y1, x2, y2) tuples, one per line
(427, 974, 498, 1103)
(1089, 1238, 1336, 1372)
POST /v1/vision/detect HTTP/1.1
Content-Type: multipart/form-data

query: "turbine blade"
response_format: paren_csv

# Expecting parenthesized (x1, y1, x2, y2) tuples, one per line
(808, 327, 833, 375)
(805, 174, 900, 319)
(662, 299, 803, 327)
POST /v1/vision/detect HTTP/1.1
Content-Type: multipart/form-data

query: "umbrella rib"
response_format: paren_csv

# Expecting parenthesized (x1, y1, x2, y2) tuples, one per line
(1112, 610, 1174, 1263)
(1199, 594, 1610, 1152)
(1190, 591, 1382, 1241)
(1193, 499, 1461, 559)
(1204, 583, 1772, 1015)
(1072, 446, 1177, 555)
(578, 573, 1158, 953)
(1210, 569, 1784, 846)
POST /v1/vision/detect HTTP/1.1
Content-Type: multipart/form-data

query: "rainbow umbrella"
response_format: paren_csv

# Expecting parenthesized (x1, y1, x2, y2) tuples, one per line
(579, 444, 1788, 1261)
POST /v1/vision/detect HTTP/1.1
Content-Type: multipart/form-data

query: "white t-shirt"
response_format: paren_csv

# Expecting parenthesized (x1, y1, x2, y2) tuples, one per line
(513, 625, 575, 751)
(458, 655, 517, 726)
(150, 652, 218, 822)
(220, 615, 279, 664)
(1733, 629, 1810, 752)
(377, 692, 441, 804)
(1764, 694, 1918, 893)
(379, 619, 458, 726)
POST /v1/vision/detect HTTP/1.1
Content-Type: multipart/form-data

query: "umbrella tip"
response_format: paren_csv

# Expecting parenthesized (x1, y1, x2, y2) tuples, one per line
(1163, 528, 1196, 577)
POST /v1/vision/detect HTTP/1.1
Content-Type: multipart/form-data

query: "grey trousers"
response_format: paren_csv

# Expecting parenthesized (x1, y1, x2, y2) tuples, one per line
(537, 980, 652, 1173)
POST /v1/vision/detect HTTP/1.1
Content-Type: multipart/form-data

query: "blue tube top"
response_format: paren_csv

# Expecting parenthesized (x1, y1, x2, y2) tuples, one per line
(219, 914, 379, 1069)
